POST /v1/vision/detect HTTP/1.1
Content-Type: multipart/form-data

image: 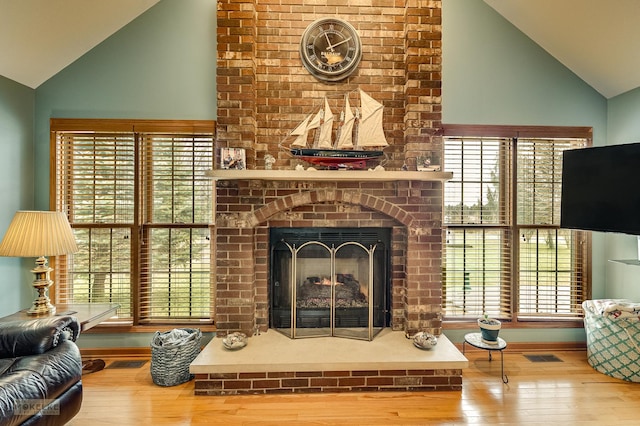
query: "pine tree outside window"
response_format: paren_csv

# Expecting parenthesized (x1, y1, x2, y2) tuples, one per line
(50, 119, 215, 326)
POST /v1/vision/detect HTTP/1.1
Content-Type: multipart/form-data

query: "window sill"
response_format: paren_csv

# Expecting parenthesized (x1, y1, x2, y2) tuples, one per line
(443, 318, 584, 330)
(84, 323, 217, 333)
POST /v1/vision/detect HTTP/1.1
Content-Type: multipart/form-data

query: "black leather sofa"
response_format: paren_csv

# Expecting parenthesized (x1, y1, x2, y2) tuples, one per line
(0, 316, 82, 426)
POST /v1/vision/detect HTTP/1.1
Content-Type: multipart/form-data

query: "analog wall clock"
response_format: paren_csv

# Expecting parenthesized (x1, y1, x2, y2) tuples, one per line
(299, 18, 362, 82)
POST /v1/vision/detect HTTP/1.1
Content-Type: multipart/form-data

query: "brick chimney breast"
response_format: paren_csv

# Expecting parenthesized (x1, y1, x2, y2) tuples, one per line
(215, 0, 443, 338)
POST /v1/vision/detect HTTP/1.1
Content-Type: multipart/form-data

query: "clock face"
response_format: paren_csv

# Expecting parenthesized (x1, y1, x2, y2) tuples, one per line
(300, 18, 362, 82)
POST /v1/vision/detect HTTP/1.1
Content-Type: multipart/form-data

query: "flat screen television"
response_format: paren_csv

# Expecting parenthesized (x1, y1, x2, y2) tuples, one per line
(561, 142, 640, 235)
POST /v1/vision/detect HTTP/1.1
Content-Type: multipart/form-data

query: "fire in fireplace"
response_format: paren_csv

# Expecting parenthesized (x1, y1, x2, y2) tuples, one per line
(270, 228, 391, 341)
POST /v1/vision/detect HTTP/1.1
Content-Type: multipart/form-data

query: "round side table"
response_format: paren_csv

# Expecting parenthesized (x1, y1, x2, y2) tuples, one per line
(463, 332, 508, 383)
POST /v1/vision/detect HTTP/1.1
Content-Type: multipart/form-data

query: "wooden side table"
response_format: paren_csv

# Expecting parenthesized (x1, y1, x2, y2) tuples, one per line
(1, 303, 120, 374)
(463, 332, 508, 383)
(0, 303, 120, 332)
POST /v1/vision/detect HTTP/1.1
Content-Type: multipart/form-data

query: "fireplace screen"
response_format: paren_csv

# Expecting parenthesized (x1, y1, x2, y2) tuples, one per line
(270, 228, 390, 341)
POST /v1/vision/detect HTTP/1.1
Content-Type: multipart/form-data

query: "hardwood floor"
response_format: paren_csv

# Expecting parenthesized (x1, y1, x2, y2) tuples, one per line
(69, 349, 640, 425)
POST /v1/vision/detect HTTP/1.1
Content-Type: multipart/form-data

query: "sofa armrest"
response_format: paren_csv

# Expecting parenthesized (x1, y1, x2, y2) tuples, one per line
(0, 316, 80, 358)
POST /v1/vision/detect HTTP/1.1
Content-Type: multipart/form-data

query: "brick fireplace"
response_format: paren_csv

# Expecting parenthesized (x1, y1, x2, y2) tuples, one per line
(214, 0, 444, 338)
(213, 175, 446, 338)
(192, 0, 460, 395)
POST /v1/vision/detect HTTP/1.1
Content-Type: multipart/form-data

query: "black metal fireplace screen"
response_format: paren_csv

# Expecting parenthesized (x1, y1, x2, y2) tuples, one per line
(270, 228, 390, 341)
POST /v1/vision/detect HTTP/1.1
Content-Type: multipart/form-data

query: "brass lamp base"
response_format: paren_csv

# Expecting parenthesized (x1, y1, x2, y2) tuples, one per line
(27, 256, 57, 316)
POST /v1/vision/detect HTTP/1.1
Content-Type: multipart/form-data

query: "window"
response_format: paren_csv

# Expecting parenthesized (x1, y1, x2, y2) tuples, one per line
(442, 125, 591, 322)
(51, 119, 215, 326)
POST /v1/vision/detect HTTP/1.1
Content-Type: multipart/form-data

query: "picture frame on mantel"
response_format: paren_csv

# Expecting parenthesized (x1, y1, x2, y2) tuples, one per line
(220, 148, 246, 170)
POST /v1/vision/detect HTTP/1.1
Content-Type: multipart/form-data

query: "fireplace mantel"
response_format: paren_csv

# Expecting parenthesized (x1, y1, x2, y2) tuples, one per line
(207, 169, 453, 182)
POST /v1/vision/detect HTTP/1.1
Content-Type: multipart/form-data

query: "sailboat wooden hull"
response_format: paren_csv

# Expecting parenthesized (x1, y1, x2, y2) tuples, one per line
(291, 148, 384, 169)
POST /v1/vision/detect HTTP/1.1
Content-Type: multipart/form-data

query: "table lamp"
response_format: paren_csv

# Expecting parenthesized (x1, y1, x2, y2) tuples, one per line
(0, 210, 79, 315)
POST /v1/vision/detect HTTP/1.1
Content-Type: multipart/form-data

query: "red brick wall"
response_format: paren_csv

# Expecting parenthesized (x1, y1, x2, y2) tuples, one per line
(216, 0, 442, 170)
(195, 368, 462, 395)
(214, 0, 443, 338)
(214, 180, 444, 336)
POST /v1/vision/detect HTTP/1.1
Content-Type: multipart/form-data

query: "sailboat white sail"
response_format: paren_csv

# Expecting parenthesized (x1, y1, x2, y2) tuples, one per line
(290, 114, 312, 148)
(335, 95, 355, 149)
(315, 97, 334, 149)
(355, 89, 388, 148)
(307, 108, 322, 132)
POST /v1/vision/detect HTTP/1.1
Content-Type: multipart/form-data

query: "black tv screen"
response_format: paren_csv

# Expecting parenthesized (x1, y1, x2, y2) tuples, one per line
(561, 142, 640, 235)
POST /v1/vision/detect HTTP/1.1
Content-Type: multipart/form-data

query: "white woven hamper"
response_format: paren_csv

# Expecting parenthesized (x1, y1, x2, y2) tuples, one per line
(150, 328, 202, 386)
(582, 300, 640, 382)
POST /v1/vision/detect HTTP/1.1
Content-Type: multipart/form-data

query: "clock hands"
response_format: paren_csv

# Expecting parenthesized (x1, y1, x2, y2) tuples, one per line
(324, 32, 333, 51)
(319, 34, 352, 65)
(324, 36, 352, 51)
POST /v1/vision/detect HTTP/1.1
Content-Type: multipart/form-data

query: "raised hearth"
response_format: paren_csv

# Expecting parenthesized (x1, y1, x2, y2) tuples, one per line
(191, 329, 468, 395)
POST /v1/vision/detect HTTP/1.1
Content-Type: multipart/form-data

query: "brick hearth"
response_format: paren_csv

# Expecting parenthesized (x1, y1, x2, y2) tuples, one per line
(191, 330, 467, 395)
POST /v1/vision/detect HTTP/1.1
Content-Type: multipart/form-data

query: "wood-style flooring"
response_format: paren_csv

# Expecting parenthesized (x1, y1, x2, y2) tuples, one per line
(68, 349, 640, 425)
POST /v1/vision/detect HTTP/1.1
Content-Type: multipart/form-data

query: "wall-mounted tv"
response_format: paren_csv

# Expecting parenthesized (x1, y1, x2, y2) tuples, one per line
(561, 142, 640, 235)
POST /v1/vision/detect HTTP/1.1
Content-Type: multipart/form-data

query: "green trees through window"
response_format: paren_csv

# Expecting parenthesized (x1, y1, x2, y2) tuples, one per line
(51, 120, 215, 325)
(442, 125, 591, 322)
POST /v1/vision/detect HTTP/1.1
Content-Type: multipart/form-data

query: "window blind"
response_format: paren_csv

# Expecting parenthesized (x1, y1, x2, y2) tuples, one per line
(442, 126, 591, 322)
(443, 137, 512, 319)
(52, 120, 215, 326)
(139, 134, 213, 323)
(54, 132, 135, 319)
(516, 138, 589, 318)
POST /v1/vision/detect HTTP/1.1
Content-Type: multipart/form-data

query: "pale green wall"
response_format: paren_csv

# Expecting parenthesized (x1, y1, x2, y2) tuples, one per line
(1, 0, 635, 346)
(34, 0, 217, 208)
(442, 0, 608, 344)
(0, 76, 36, 315)
(602, 87, 640, 302)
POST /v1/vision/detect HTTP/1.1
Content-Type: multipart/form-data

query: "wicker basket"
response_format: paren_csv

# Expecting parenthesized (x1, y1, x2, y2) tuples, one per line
(150, 328, 202, 386)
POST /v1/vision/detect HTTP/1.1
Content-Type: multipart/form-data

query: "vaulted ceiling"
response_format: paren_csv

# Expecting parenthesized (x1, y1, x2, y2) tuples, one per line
(0, 0, 159, 89)
(484, 0, 640, 98)
(1, 0, 638, 98)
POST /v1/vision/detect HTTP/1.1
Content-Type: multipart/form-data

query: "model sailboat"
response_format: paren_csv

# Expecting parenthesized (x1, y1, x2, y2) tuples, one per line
(285, 89, 388, 169)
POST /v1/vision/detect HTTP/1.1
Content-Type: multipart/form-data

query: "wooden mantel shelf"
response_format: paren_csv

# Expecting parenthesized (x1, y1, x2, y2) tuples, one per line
(207, 169, 453, 182)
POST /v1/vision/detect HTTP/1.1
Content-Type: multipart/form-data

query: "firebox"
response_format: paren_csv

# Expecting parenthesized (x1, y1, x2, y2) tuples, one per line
(269, 227, 391, 341)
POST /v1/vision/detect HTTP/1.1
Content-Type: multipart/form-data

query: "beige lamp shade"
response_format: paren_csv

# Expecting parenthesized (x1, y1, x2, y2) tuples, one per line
(0, 210, 78, 315)
(0, 210, 78, 257)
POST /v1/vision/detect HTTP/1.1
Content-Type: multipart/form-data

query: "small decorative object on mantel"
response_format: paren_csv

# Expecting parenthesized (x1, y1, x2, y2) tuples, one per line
(222, 332, 248, 350)
(264, 154, 275, 170)
(478, 315, 502, 344)
(411, 331, 438, 350)
(417, 152, 441, 172)
(282, 90, 388, 170)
